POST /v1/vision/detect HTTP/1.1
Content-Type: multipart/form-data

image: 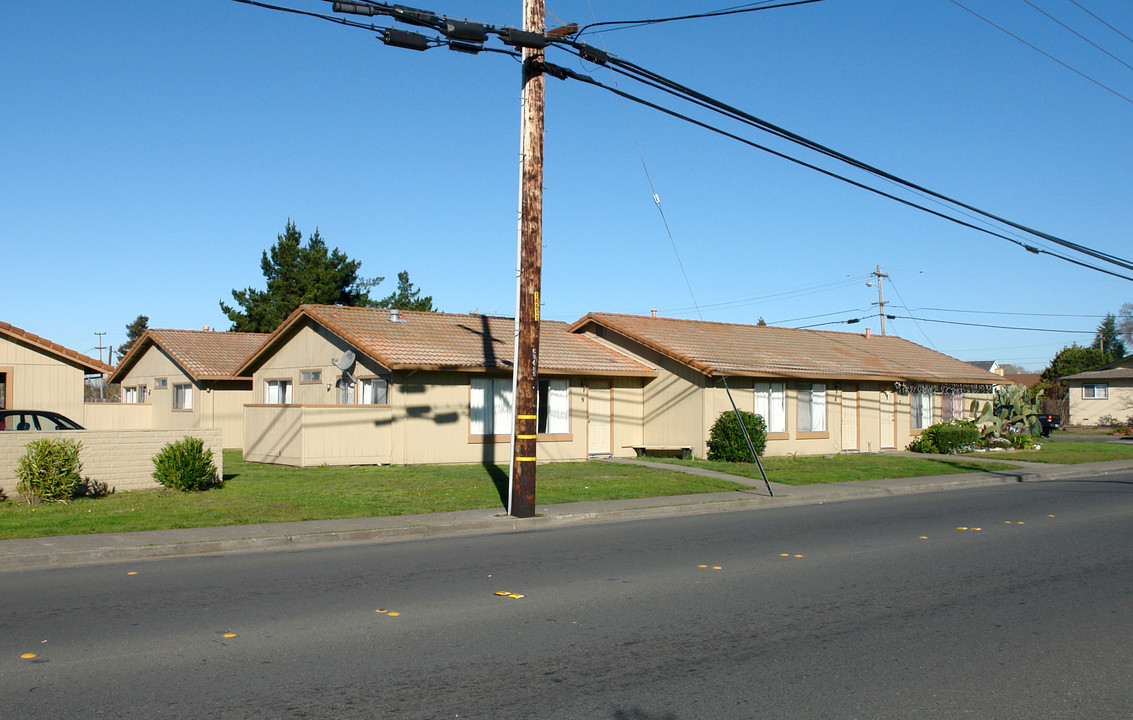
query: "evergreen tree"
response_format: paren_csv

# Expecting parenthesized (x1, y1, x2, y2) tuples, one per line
(117, 314, 149, 361)
(220, 220, 383, 332)
(1040, 343, 1110, 385)
(1091, 313, 1126, 360)
(378, 270, 435, 311)
(1114, 303, 1133, 356)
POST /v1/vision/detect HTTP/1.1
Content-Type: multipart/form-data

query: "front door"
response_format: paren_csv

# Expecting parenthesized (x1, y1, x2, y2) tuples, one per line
(587, 381, 612, 456)
(880, 390, 895, 449)
(841, 385, 858, 451)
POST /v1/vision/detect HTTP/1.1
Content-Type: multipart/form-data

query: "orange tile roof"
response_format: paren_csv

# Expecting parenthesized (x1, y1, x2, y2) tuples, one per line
(0, 320, 113, 374)
(110, 329, 269, 383)
(569, 312, 1008, 385)
(238, 305, 656, 377)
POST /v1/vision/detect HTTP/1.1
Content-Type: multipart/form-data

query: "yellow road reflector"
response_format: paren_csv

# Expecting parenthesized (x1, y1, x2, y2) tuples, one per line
(919, 536, 928, 539)
(387, 612, 401, 616)
(1048, 514, 1055, 517)
(21, 653, 37, 659)
(972, 528, 982, 531)
(698, 564, 708, 568)
(508, 594, 526, 599)
(127, 571, 138, 575)
(1017, 521, 1024, 525)
(712, 566, 723, 570)
(1004, 521, 1012, 524)
(793, 555, 804, 558)
(779, 553, 790, 557)
(375, 609, 388, 613)
(495, 591, 511, 596)
(223, 633, 237, 639)
(957, 527, 968, 530)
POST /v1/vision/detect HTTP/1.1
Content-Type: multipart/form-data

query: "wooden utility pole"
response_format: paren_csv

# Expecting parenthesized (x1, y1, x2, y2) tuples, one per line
(868, 264, 889, 336)
(508, 0, 545, 518)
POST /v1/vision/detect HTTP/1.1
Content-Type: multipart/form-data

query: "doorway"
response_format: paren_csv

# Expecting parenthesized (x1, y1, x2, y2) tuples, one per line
(587, 381, 612, 456)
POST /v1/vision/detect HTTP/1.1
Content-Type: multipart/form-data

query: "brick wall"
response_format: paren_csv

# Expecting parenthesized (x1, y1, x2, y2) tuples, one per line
(0, 429, 223, 496)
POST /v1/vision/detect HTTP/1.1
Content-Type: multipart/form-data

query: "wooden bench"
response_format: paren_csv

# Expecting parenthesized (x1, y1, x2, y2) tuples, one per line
(626, 445, 694, 459)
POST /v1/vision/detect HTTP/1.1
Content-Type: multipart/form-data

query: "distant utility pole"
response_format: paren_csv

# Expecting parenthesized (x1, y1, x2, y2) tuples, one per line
(508, 0, 545, 518)
(94, 331, 109, 400)
(866, 264, 889, 336)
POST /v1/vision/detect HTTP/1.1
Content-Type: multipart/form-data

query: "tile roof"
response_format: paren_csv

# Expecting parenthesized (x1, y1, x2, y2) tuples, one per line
(1004, 373, 1042, 388)
(239, 305, 655, 377)
(569, 312, 1008, 386)
(0, 320, 113, 374)
(110, 329, 269, 383)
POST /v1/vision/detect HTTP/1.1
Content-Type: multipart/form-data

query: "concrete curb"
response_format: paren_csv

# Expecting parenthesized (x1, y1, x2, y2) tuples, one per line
(2, 460, 1131, 571)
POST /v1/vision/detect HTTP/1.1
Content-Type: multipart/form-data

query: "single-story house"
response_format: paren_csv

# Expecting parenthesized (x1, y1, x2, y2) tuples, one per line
(235, 305, 657, 467)
(568, 313, 1006, 457)
(0, 320, 113, 424)
(966, 360, 1004, 376)
(1062, 355, 1133, 426)
(107, 329, 269, 448)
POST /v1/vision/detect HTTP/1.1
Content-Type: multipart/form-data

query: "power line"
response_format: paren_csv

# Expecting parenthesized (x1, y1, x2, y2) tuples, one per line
(575, 0, 829, 38)
(1067, 0, 1133, 48)
(891, 315, 1095, 334)
(1021, 0, 1133, 73)
(949, 0, 1133, 105)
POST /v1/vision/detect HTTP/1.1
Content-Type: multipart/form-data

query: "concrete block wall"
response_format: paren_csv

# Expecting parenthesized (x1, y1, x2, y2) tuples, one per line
(0, 428, 223, 497)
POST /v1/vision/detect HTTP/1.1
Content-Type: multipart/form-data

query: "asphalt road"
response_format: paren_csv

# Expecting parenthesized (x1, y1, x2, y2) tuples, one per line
(3, 473, 1131, 719)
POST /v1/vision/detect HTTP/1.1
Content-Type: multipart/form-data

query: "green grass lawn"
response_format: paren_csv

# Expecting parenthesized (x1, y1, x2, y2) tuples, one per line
(639, 454, 1020, 486)
(0, 451, 749, 540)
(967, 440, 1133, 464)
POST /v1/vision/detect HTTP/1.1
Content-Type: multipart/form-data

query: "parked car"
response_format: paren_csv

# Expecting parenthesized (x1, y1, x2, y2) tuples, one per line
(1035, 414, 1061, 437)
(0, 410, 84, 431)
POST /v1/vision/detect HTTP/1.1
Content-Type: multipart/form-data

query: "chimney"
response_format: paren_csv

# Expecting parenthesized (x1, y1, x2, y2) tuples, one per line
(865, 327, 871, 340)
(389, 309, 401, 323)
(202, 326, 210, 332)
(651, 309, 658, 318)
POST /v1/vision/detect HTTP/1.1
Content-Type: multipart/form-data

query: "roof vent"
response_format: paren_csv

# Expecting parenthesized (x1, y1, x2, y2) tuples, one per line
(202, 326, 211, 332)
(865, 327, 871, 340)
(389, 309, 401, 323)
(651, 309, 658, 318)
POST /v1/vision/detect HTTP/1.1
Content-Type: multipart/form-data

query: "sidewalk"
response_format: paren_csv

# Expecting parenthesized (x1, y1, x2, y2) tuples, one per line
(2, 457, 1131, 572)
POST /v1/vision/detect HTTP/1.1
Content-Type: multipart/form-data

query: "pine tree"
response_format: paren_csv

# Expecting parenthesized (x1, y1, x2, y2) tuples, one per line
(379, 270, 435, 312)
(117, 315, 149, 361)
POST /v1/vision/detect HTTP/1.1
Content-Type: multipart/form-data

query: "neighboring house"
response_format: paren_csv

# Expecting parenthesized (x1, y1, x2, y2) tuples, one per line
(235, 305, 656, 467)
(568, 313, 1006, 457)
(107, 329, 268, 448)
(1062, 355, 1133, 426)
(1004, 373, 1042, 389)
(967, 360, 1004, 377)
(0, 320, 113, 423)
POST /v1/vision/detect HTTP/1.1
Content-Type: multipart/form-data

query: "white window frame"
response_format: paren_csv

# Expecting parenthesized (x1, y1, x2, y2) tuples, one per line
(300, 369, 322, 384)
(264, 379, 293, 405)
(471, 378, 514, 436)
(1082, 384, 1108, 399)
(537, 379, 570, 434)
(123, 386, 137, 404)
(137, 384, 147, 403)
(173, 383, 193, 411)
(358, 377, 389, 405)
(796, 383, 827, 433)
(154, 377, 168, 389)
(753, 382, 786, 434)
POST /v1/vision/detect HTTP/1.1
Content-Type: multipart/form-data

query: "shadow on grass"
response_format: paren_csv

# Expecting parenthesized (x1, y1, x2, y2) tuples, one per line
(484, 464, 508, 508)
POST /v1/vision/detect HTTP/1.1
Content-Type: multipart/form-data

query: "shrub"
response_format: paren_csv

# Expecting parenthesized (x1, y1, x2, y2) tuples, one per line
(15, 438, 84, 504)
(906, 420, 979, 454)
(152, 436, 219, 492)
(1098, 414, 1118, 427)
(907, 433, 937, 454)
(1010, 434, 1037, 450)
(706, 410, 767, 462)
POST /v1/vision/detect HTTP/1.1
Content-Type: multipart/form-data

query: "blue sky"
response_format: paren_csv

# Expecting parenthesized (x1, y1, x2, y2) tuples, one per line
(4, 1, 1131, 371)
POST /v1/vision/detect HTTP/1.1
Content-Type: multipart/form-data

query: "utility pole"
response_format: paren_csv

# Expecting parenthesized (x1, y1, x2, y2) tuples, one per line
(94, 332, 108, 400)
(866, 264, 888, 336)
(508, 0, 545, 518)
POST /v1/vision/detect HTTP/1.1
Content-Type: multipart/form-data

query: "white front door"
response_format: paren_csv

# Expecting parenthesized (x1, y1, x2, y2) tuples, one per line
(880, 390, 895, 449)
(588, 381, 612, 456)
(841, 386, 858, 451)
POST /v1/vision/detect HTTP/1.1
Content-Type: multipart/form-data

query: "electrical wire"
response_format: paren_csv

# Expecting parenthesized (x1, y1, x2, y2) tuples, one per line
(949, 0, 1133, 105)
(541, 58, 1133, 282)
(575, 0, 829, 38)
(1068, 0, 1133, 48)
(891, 316, 1094, 334)
(885, 274, 936, 350)
(1021, 0, 1133, 73)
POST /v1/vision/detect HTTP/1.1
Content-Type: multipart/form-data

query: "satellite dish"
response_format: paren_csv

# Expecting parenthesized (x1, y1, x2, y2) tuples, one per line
(339, 350, 356, 372)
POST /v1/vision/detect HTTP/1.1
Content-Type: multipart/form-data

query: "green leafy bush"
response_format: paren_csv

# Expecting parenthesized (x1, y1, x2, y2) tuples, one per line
(907, 433, 938, 454)
(906, 420, 979, 454)
(706, 410, 767, 462)
(15, 438, 84, 504)
(152, 436, 219, 492)
(1010, 433, 1037, 450)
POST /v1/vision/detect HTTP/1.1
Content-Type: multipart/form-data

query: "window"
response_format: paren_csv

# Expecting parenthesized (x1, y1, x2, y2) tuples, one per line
(154, 377, 168, 389)
(796, 383, 827, 433)
(137, 384, 146, 403)
(123, 386, 136, 403)
(753, 382, 786, 434)
(941, 391, 963, 422)
(470, 378, 514, 436)
(173, 383, 193, 410)
(910, 390, 933, 429)
(359, 377, 389, 405)
(265, 379, 293, 405)
(537, 379, 570, 434)
(1082, 384, 1108, 399)
(300, 369, 322, 384)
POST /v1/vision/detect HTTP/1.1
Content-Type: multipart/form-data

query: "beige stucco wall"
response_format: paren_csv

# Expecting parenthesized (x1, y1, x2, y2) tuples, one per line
(116, 346, 252, 448)
(243, 321, 647, 466)
(0, 335, 91, 422)
(83, 402, 153, 430)
(1067, 381, 1132, 425)
(0, 428, 223, 495)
